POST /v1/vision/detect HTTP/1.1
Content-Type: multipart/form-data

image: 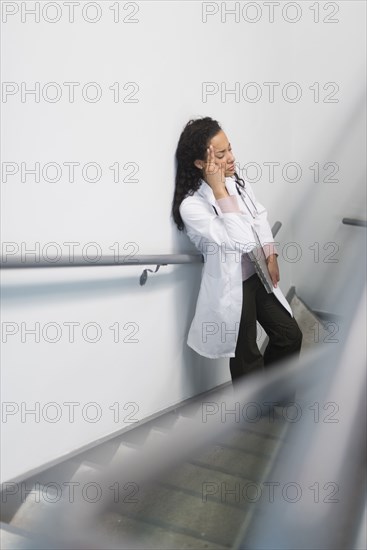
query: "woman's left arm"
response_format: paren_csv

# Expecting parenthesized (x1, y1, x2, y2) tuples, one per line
(245, 183, 279, 250)
(244, 181, 280, 286)
(266, 253, 280, 287)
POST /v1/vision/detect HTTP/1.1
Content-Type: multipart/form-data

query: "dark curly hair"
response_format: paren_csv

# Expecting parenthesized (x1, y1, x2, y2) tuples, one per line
(171, 116, 246, 231)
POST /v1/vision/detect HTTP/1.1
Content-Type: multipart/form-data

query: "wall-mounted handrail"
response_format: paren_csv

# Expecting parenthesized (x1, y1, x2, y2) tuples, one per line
(0, 253, 203, 269)
(342, 217, 367, 227)
(1, 222, 283, 285)
(271, 220, 282, 236)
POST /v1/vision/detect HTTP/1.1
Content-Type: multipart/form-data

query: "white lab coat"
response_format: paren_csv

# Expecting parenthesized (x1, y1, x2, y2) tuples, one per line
(179, 176, 293, 359)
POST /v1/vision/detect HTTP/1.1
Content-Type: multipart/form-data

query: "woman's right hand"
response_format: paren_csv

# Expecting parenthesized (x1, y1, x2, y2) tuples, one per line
(202, 145, 226, 192)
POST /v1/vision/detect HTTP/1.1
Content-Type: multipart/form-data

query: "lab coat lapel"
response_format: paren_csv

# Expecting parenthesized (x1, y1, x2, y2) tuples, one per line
(196, 177, 243, 218)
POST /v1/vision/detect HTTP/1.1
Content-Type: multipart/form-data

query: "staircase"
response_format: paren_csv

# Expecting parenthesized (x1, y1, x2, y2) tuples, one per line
(0, 292, 338, 550)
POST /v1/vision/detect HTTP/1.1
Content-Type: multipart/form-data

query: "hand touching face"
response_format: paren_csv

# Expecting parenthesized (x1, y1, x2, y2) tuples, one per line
(194, 130, 236, 187)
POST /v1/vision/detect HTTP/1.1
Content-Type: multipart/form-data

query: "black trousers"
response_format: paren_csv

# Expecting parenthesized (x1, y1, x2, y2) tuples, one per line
(230, 274, 303, 382)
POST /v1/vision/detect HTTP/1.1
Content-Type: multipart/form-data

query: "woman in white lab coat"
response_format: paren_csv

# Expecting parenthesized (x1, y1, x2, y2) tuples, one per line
(171, 117, 302, 383)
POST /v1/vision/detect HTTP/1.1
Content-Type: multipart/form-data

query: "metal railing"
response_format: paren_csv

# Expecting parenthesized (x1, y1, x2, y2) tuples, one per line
(1, 271, 365, 549)
(0, 253, 204, 286)
(342, 217, 367, 227)
(1, 222, 283, 285)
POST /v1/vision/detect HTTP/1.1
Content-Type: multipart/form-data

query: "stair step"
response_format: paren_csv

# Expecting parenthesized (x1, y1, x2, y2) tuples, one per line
(97, 416, 290, 546)
(114, 423, 152, 446)
(178, 387, 234, 422)
(178, 401, 207, 420)
(107, 442, 140, 472)
(9, 483, 55, 531)
(189, 445, 268, 483)
(107, 484, 246, 548)
(27, 458, 82, 487)
(212, 426, 283, 458)
(155, 461, 266, 507)
(94, 511, 226, 549)
(0, 459, 82, 524)
(77, 438, 123, 467)
(290, 294, 336, 352)
(232, 413, 287, 439)
(0, 523, 51, 550)
(151, 409, 181, 431)
(68, 460, 104, 484)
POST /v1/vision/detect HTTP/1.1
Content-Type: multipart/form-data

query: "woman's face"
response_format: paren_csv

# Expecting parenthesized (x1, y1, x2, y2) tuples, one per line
(195, 130, 236, 177)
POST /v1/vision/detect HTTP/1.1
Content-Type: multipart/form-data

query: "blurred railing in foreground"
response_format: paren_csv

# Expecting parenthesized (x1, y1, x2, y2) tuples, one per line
(1, 271, 365, 549)
(1, 219, 366, 549)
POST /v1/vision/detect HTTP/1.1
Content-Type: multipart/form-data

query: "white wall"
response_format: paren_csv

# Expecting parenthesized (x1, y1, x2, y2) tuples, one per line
(1, 1, 365, 481)
(287, 3, 366, 314)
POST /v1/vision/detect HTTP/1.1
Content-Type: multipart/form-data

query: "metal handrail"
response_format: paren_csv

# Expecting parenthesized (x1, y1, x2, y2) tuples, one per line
(342, 217, 367, 227)
(1, 222, 283, 286)
(0, 254, 203, 269)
